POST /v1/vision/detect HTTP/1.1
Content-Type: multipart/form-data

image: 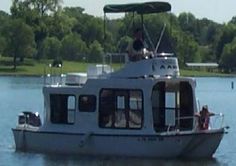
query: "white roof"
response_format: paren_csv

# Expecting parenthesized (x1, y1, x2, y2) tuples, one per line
(186, 63, 219, 67)
(111, 57, 180, 78)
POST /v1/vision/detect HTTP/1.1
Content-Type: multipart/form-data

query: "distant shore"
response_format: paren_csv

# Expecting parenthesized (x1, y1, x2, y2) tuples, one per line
(0, 57, 233, 77)
(180, 69, 234, 77)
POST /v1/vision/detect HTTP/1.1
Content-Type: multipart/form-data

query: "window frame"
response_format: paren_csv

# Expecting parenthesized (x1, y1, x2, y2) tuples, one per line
(50, 94, 76, 125)
(98, 88, 144, 130)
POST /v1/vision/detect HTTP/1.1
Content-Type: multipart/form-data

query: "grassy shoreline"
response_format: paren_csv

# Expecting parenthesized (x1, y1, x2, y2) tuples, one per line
(180, 69, 233, 77)
(0, 57, 233, 77)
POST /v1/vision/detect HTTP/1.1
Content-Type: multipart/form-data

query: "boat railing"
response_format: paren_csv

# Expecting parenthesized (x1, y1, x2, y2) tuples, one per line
(208, 113, 225, 130)
(166, 113, 225, 133)
(43, 63, 65, 86)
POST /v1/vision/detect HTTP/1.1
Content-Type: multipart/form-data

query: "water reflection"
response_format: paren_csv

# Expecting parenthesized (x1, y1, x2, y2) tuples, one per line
(9, 76, 43, 89)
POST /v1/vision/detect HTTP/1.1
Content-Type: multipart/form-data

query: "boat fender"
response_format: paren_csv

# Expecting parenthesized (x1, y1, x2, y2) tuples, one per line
(79, 132, 93, 147)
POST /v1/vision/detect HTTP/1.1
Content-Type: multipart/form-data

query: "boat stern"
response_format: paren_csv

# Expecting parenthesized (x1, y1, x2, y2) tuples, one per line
(12, 111, 42, 151)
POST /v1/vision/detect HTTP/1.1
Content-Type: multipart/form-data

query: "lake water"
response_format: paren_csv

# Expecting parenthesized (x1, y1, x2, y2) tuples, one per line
(0, 76, 235, 166)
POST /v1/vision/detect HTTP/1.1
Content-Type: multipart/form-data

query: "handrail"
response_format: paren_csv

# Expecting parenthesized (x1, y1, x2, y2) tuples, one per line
(209, 113, 225, 130)
(166, 113, 225, 133)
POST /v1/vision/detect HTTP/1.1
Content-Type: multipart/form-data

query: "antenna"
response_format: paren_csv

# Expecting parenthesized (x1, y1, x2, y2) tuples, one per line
(102, 13, 107, 73)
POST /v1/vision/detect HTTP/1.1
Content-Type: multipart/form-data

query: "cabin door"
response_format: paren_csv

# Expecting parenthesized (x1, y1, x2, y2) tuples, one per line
(152, 81, 194, 132)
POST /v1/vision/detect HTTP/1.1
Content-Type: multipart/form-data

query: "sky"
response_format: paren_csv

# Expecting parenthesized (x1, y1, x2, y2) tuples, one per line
(1, 0, 236, 23)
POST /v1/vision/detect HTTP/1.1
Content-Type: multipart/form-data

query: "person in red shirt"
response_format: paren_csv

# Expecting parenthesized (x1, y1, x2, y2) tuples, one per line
(196, 105, 215, 130)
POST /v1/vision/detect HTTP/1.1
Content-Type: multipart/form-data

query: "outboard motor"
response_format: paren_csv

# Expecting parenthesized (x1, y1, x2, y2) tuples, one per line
(18, 112, 41, 127)
(18, 113, 27, 125)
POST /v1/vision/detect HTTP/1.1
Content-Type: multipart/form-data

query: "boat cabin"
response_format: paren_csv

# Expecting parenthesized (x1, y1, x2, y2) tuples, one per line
(41, 55, 197, 135)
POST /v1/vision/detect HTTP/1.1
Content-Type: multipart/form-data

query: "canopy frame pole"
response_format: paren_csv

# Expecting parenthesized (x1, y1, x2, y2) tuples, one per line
(141, 14, 145, 42)
(103, 12, 106, 72)
(132, 12, 135, 32)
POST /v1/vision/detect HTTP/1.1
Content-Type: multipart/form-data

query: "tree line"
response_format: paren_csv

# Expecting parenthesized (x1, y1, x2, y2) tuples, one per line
(0, 0, 236, 72)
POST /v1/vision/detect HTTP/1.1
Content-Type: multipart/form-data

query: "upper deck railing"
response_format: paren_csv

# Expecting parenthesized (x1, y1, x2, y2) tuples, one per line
(43, 63, 64, 86)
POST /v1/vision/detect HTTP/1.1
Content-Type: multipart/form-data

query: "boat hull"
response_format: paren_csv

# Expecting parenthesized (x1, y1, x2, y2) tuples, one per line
(12, 128, 225, 158)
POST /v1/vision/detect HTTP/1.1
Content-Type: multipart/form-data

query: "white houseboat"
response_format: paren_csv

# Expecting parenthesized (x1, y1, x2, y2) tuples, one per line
(12, 1, 227, 158)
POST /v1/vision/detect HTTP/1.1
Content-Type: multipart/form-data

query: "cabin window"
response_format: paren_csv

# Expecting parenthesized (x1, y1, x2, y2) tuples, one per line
(67, 96, 76, 123)
(99, 89, 143, 129)
(165, 92, 176, 127)
(50, 94, 76, 124)
(129, 91, 142, 128)
(79, 95, 96, 112)
(114, 90, 128, 128)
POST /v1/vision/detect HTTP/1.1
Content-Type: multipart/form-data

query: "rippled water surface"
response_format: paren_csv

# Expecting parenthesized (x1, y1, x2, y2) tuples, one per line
(0, 76, 234, 166)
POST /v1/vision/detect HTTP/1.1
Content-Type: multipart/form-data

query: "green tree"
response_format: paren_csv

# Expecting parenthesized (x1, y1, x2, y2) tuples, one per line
(61, 33, 87, 61)
(172, 30, 200, 66)
(11, 0, 31, 19)
(47, 12, 75, 40)
(30, 0, 62, 16)
(219, 37, 236, 72)
(40, 37, 61, 59)
(63, 7, 86, 35)
(229, 16, 236, 24)
(88, 40, 103, 63)
(0, 11, 9, 56)
(215, 24, 236, 61)
(12, 0, 63, 17)
(63, 7, 84, 17)
(81, 17, 103, 44)
(178, 13, 196, 33)
(117, 36, 132, 53)
(0, 36, 6, 56)
(0, 11, 10, 30)
(63, 7, 104, 45)
(11, 0, 63, 60)
(4, 19, 36, 70)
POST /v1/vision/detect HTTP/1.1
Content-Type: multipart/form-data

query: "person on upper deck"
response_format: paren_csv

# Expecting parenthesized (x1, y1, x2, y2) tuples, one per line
(127, 28, 146, 62)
